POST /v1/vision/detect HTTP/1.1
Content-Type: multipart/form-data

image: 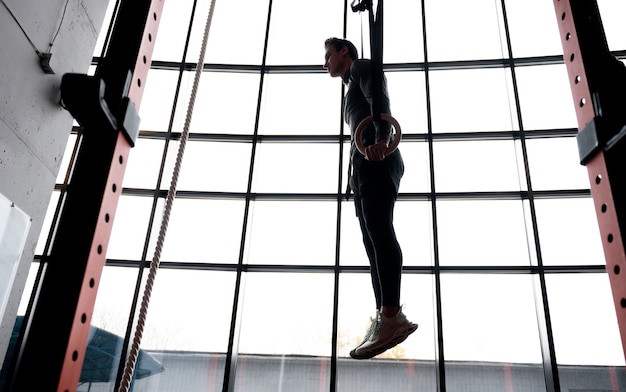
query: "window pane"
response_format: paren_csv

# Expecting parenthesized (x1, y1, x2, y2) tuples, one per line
(107, 195, 157, 260)
(151, 0, 194, 62)
(433, 140, 523, 193)
(123, 138, 165, 190)
(505, 0, 563, 58)
(252, 143, 339, 193)
(340, 200, 433, 267)
(383, 0, 425, 63)
(36, 191, 60, 255)
(190, 0, 269, 64)
(526, 136, 589, 191)
(238, 272, 334, 356)
(515, 64, 577, 130)
(546, 273, 625, 367)
(266, 0, 343, 65)
(429, 68, 517, 133)
(82, 266, 143, 391)
(140, 69, 179, 132)
(159, 198, 245, 263)
(397, 141, 431, 193)
(258, 73, 342, 135)
(176, 140, 252, 193)
(245, 201, 337, 266)
(56, 133, 77, 184)
(598, 0, 626, 52)
(176, 71, 260, 135)
(134, 269, 236, 391)
(442, 274, 546, 392)
(336, 274, 437, 391)
(425, 0, 506, 61)
(437, 199, 531, 266)
(386, 71, 428, 136)
(534, 198, 604, 266)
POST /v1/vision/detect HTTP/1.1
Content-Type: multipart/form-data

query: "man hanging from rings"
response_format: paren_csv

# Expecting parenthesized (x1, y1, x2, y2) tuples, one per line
(324, 37, 417, 360)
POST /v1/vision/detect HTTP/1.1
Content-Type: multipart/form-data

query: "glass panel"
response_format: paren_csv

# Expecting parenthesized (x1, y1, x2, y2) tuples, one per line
(598, 0, 626, 52)
(515, 64, 578, 130)
(265, 0, 343, 65)
(534, 198, 604, 266)
(56, 133, 77, 184)
(159, 198, 245, 263)
(92, 0, 117, 57)
(346, 0, 425, 64)
(238, 272, 334, 355)
(258, 73, 342, 135)
(140, 269, 235, 352)
(245, 200, 337, 266)
(107, 195, 158, 260)
(437, 199, 531, 266)
(546, 273, 626, 390)
(424, 0, 506, 62)
(133, 269, 236, 391)
(526, 136, 590, 191)
(80, 266, 144, 390)
(397, 141, 431, 194)
(336, 274, 437, 391)
(505, 0, 563, 58)
(433, 140, 523, 193)
(35, 191, 60, 255)
(176, 140, 252, 193)
(340, 199, 434, 267)
(386, 71, 428, 136)
(140, 69, 179, 132)
(429, 68, 517, 133)
(192, 0, 269, 64)
(123, 138, 165, 190)
(151, 0, 194, 62)
(252, 143, 339, 194)
(442, 274, 546, 392)
(184, 72, 261, 135)
(383, 0, 425, 64)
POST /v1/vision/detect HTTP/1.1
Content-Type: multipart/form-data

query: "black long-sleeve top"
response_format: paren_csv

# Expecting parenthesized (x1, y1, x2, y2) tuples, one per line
(342, 58, 392, 160)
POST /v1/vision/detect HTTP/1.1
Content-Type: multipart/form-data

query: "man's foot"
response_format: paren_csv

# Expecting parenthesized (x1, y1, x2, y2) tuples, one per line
(349, 309, 417, 360)
(349, 310, 380, 358)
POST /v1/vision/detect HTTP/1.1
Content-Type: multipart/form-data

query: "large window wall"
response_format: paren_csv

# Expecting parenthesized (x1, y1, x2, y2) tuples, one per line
(21, 0, 626, 391)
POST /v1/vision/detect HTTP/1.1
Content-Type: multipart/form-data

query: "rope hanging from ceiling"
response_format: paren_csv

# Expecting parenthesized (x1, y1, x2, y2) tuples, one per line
(117, 1, 217, 390)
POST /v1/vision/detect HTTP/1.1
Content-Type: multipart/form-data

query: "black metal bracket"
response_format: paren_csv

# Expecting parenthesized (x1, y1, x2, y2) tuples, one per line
(577, 116, 626, 165)
(60, 73, 140, 147)
(351, 0, 371, 13)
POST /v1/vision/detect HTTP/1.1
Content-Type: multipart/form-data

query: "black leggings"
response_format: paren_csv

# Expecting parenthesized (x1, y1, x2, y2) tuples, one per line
(353, 151, 403, 309)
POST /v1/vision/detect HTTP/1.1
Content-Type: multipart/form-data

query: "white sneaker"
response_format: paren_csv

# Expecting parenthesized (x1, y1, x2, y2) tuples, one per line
(350, 308, 417, 360)
(349, 310, 380, 358)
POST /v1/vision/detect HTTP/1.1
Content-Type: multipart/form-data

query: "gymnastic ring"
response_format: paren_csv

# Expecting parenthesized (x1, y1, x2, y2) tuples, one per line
(354, 113, 402, 157)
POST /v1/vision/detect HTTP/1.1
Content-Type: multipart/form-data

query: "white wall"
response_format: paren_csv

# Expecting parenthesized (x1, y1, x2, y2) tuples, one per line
(0, 0, 110, 362)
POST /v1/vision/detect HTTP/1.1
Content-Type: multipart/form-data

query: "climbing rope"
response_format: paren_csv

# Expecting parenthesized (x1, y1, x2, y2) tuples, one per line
(116, 1, 217, 390)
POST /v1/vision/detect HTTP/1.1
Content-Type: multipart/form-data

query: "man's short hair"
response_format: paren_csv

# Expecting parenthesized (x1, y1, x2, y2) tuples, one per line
(325, 37, 358, 60)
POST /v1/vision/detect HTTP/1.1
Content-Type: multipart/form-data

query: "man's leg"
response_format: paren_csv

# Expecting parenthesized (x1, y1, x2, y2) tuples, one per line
(354, 192, 382, 309)
(358, 164, 403, 308)
(350, 155, 417, 360)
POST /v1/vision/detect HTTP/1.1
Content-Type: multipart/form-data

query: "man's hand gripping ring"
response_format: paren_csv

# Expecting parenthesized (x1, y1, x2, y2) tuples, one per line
(354, 113, 402, 156)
